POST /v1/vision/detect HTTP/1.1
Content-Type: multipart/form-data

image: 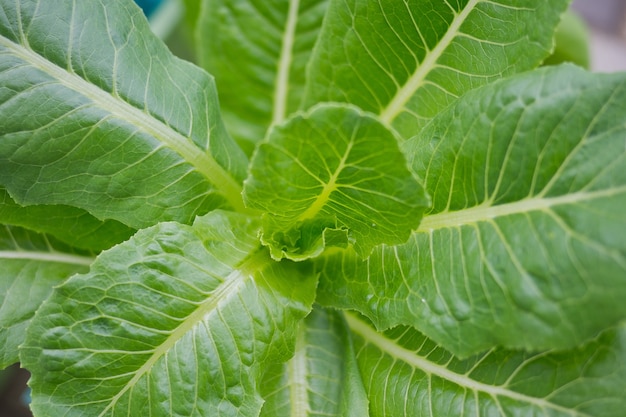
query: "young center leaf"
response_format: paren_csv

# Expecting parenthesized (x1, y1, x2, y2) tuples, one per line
(316, 65, 626, 356)
(243, 104, 429, 261)
(347, 313, 626, 417)
(259, 307, 368, 417)
(0, 225, 93, 368)
(21, 210, 317, 417)
(0, 0, 249, 228)
(303, 0, 569, 139)
(196, 0, 330, 154)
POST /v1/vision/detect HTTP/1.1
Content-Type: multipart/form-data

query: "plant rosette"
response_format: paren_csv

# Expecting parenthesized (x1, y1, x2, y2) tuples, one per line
(1, 1, 625, 416)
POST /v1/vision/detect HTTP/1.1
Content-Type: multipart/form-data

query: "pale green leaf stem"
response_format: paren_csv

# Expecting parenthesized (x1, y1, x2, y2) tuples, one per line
(259, 307, 368, 417)
(0, 225, 93, 368)
(21, 211, 317, 417)
(0, 0, 250, 228)
(197, 0, 329, 154)
(243, 104, 429, 260)
(273, 0, 301, 125)
(288, 324, 310, 417)
(377, 0, 479, 125)
(348, 313, 626, 417)
(304, 0, 569, 139)
(0, 249, 93, 266)
(417, 187, 626, 232)
(1, 1, 624, 416)
(0, 33, 242, 205)
(316, 66, 626, 356)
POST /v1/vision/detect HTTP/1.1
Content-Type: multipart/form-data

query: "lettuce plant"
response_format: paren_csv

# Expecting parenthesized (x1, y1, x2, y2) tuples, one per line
(1, 0, 626, 416)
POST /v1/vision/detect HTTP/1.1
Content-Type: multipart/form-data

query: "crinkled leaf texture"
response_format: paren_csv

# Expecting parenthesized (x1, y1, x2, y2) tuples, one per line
(21, 211, 317, 417)
(259, 307, 369, 417)
(304, 0, 569, 139)
(0, 225, 93, 368)
(348, 313, 626, 417)
(317, 65, 626, 357)
(244, 104, 429, 260)
(197, 0, 330, 154)
(0, 0, 249, 228)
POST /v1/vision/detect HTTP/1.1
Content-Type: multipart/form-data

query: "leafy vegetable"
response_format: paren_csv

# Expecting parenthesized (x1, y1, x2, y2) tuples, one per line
(349, 313, 626, 417)
(303, 0, 570, 138)
(0, 225, 93, 368)
(1, 0, 624, 416)
(21, 211, 317, 416)
(0, 0, 249, 226)
(244, 103, 429, 260)
(316, 64, 626, 356)
(0, 187, 134, 251)
(259, 308, 369, 417)
(196, 0, 330, 154)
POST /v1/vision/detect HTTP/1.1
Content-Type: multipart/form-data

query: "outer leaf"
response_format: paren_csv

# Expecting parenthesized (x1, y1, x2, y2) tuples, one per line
(543, 9, 590, 69)
(0, 225, 93, 368)
(197, 0, 329, 154)
(303, 0, 569, 139)
(243, 104, 429, 260)
(21, 210, 317, 417)
(0, 187, 134, 251)
(259, 307, 368, 417)
(182, 0, 201, 33)
(317, 65, 626, 356)
(0, 0, 249, 228)
(347, 313, 626, 417)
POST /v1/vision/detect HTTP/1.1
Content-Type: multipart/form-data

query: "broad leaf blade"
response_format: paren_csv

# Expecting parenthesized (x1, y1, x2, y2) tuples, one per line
(197, 0, 329, 154)
(21, 211, 317, 417)
(259, 307, 368, 417)
(303, 0, 569, 139)
(348, 313, 626, 417)
(1, 187, 134, 251)
(0, 225, 93, 368)
(0, 0, 249, 228)
(317, 65, 626, 356)
(243, 104, 429, 260)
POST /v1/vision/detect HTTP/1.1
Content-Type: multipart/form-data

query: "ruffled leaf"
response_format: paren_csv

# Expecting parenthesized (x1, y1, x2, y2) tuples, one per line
(21, 211, 317, 417)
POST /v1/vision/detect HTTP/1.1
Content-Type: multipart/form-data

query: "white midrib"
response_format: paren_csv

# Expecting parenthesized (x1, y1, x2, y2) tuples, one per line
(272, 0, 300, 125)
(97, 248, 272, 416)
(345, 313, 591, 416)
(288, 325, 311, 417)
(297, 140, 354, 221)
(379, 0, 479, 125)
(0, 250, 94, 266)
(417, 187, 626, 232)
(0, 34, 247, 213)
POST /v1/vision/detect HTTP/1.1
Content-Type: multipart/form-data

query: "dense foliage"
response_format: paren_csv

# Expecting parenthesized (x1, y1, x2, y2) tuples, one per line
(1, 0, 625, 416)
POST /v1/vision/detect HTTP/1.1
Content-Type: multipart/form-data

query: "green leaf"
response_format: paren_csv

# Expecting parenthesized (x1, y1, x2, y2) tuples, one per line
(0, 187, 134, 251)
(21, 210, 317, 417)
(197, 0, 329, 154)
(0, 0, 250, 228)
(259, 307, 368, 417)
(347, 313, 626, 417)
(0, 225, 93, 368)
(303, 0, 569, 139)
(543, 9, 590, 69)
(182, 0, 202, 33)
(243, 104, 429, 260)
(317, 65, 626, 356)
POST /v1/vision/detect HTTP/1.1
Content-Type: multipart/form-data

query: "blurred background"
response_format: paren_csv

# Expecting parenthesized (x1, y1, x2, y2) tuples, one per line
(572, 0, 626, 71)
